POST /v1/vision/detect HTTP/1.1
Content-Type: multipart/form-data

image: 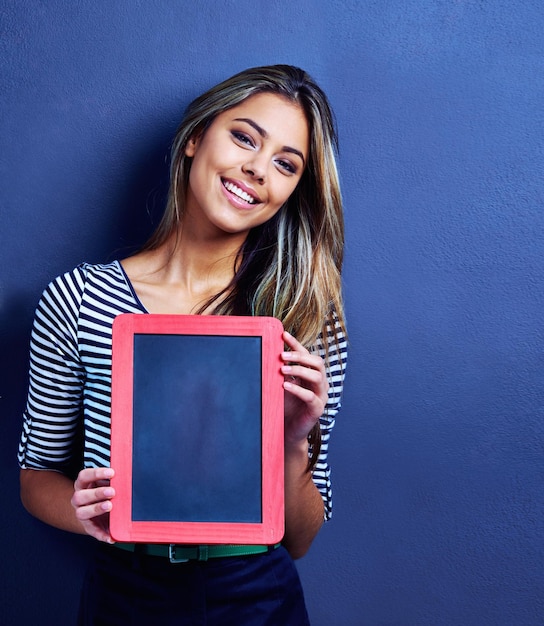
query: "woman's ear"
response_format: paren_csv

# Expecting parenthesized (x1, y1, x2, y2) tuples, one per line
(185, 138, 196, 157)
(185, 134, 200, 157)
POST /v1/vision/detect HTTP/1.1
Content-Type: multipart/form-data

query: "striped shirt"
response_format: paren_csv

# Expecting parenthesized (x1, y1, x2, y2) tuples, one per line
(18, 261, 347, 520)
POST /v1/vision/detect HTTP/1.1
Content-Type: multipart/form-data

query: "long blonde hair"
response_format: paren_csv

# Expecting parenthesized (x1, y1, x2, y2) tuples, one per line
(145, 65, 346, 465)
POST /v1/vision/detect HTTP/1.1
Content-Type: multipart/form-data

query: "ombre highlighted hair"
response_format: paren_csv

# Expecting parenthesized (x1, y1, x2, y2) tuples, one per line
(144, 65, 346, 464)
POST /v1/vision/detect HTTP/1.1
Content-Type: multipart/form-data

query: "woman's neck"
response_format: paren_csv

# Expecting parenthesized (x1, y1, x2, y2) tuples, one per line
(121, 228, 244, 315)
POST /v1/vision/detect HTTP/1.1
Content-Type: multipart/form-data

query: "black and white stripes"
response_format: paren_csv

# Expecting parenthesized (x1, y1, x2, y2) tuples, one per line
(18, 261, 347, 520)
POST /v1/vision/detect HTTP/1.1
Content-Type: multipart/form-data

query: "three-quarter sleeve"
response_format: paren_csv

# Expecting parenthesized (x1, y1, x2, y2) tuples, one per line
(18, 268, 86, 472)
(312, 311, 348, 520)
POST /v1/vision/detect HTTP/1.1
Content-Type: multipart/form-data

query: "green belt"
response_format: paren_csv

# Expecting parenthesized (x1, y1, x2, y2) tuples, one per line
(113, 542, 281, 563)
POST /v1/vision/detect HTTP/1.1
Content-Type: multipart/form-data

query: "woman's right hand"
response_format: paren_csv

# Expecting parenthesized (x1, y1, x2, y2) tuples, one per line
(71, 467, 116, 543)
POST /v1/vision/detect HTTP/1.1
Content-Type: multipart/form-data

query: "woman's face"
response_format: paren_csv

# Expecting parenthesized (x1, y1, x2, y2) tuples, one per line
(184, 92, 309, 239)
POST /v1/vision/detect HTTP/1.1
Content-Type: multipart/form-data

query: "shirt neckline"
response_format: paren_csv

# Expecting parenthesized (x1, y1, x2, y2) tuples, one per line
(115, 260, 150, 314)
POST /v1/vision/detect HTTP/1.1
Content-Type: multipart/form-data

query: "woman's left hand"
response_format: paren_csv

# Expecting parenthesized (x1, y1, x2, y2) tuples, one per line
(281, 331, 329, 447)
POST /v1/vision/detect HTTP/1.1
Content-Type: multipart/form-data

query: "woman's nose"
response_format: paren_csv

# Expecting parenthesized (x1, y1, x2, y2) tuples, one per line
(242, 158, 266, 183)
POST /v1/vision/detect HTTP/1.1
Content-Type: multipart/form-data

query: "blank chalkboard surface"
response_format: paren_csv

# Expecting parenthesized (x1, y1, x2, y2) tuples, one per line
(109, 314, 285, 545)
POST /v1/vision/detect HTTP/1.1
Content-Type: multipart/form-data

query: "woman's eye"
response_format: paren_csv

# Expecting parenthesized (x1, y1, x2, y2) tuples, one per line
(232, 131, 254, 147)
(276, 159, 296, 174)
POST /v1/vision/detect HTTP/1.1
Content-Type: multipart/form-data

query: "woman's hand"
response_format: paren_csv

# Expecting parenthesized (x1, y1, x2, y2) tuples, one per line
(71, 467, 116, 543)
(281, 331, 329, 449)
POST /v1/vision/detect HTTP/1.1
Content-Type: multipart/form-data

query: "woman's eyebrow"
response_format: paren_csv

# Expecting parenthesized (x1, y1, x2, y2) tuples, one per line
(235, 117, 268, 138)
(234, 117, 306, 165)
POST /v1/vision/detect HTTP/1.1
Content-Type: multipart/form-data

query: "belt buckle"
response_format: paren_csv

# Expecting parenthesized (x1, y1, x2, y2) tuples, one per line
(168, 544, 189, 563)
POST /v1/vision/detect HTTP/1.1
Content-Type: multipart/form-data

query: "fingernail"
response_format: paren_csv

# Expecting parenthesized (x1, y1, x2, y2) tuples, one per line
(103, 488, 115, 497)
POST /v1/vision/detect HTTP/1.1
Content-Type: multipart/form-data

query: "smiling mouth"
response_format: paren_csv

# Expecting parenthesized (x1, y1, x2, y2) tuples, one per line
(222, 180, 259, 205)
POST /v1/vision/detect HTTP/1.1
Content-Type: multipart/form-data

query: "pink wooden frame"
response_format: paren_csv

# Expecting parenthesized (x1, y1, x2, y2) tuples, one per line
(109, 314, 284, 545)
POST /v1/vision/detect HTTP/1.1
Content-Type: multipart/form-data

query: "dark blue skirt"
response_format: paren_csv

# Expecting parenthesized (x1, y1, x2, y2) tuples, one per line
(78, 543, 310, 625)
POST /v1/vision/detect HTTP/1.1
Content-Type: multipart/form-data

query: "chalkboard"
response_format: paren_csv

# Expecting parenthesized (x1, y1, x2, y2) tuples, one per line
(109, 314, 284, 545)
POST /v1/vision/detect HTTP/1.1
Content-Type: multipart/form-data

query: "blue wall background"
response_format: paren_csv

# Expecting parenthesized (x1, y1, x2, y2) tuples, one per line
(1, 2, 542, 624)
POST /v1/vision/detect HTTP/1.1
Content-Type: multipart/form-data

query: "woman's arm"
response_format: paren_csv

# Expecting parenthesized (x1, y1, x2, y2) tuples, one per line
(20, 467, 116, 543)
(281, 331, 330, 558)
(283, 440, 325, 559)
(19, 268, 117, 544)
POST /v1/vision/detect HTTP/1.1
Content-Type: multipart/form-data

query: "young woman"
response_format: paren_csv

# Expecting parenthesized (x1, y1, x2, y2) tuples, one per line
(19, 65, 347, 625)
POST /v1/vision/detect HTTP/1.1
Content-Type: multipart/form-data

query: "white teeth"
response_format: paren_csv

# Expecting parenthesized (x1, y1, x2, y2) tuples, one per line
(223, 180, 257, 204)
